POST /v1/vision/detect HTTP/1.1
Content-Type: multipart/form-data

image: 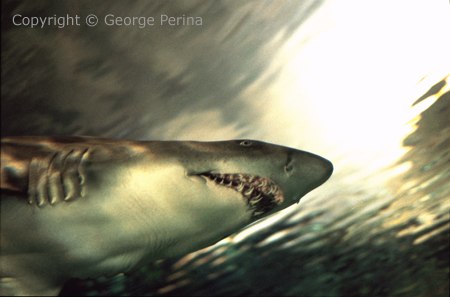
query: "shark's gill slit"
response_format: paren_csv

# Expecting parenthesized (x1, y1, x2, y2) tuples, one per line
(199, 172, 284, 216)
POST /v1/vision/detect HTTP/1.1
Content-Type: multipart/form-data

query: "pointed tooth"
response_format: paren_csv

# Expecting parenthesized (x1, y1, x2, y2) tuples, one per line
(253, 193, 262, 200)
(244, 186, 254, 196)
(268, 186, 277, 194)
(250, 196, 262, 205)
(237, 182, 245, 192)
(274, 185, 279, 192)
(275, 193, 283, 203)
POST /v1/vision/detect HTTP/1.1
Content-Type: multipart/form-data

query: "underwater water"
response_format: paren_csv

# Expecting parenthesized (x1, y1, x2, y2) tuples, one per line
(1, 0, 449, 296)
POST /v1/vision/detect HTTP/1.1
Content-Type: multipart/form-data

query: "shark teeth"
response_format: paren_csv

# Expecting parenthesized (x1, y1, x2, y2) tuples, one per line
(200, 173, 284, 217)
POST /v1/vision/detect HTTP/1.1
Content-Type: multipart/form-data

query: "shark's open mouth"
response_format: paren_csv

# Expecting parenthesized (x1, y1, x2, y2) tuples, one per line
(199, 173, 284, 216)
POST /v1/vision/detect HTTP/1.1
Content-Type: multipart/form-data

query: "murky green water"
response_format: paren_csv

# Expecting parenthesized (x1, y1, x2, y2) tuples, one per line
(2, 1, 449, 296)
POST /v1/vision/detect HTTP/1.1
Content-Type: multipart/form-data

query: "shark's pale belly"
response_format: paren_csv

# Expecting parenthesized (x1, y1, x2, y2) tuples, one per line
(0, 165, 251, 284)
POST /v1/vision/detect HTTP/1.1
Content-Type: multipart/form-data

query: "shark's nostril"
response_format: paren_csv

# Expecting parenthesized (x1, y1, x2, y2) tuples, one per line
(284, 163, 294, 174)
(284, 153, 294, 175)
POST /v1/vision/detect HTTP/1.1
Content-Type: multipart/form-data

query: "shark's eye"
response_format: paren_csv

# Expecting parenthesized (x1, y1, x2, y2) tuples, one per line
(240, 140, 253, 147)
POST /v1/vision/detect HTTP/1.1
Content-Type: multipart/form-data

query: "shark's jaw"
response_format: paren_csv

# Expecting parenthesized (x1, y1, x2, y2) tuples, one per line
(197, 172, 284, 217)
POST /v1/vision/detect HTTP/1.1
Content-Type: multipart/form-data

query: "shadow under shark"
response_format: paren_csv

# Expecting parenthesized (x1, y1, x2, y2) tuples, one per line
(0, 137, 333, 296)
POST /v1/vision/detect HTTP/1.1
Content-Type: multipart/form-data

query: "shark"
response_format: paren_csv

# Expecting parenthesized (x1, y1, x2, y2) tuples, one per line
(0, 136, 333, 296)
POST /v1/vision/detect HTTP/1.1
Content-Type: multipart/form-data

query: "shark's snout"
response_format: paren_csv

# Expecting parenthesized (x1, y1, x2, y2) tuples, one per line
(316, 156, 334, 184)
(305, 153, 333, 188)
(286, 150, 333, 203)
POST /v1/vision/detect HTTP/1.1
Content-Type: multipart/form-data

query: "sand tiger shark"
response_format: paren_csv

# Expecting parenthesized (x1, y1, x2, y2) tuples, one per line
(0, 136, 333, 296)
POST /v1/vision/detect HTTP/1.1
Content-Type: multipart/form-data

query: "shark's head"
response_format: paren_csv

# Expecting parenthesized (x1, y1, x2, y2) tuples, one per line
(192, 140, 331, 217)
(125, 139, 333, 258)
(149, 139, 333, 222)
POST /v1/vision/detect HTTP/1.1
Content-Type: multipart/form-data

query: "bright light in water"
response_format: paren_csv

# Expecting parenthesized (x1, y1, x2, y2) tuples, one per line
(245, 0, 450, 173)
